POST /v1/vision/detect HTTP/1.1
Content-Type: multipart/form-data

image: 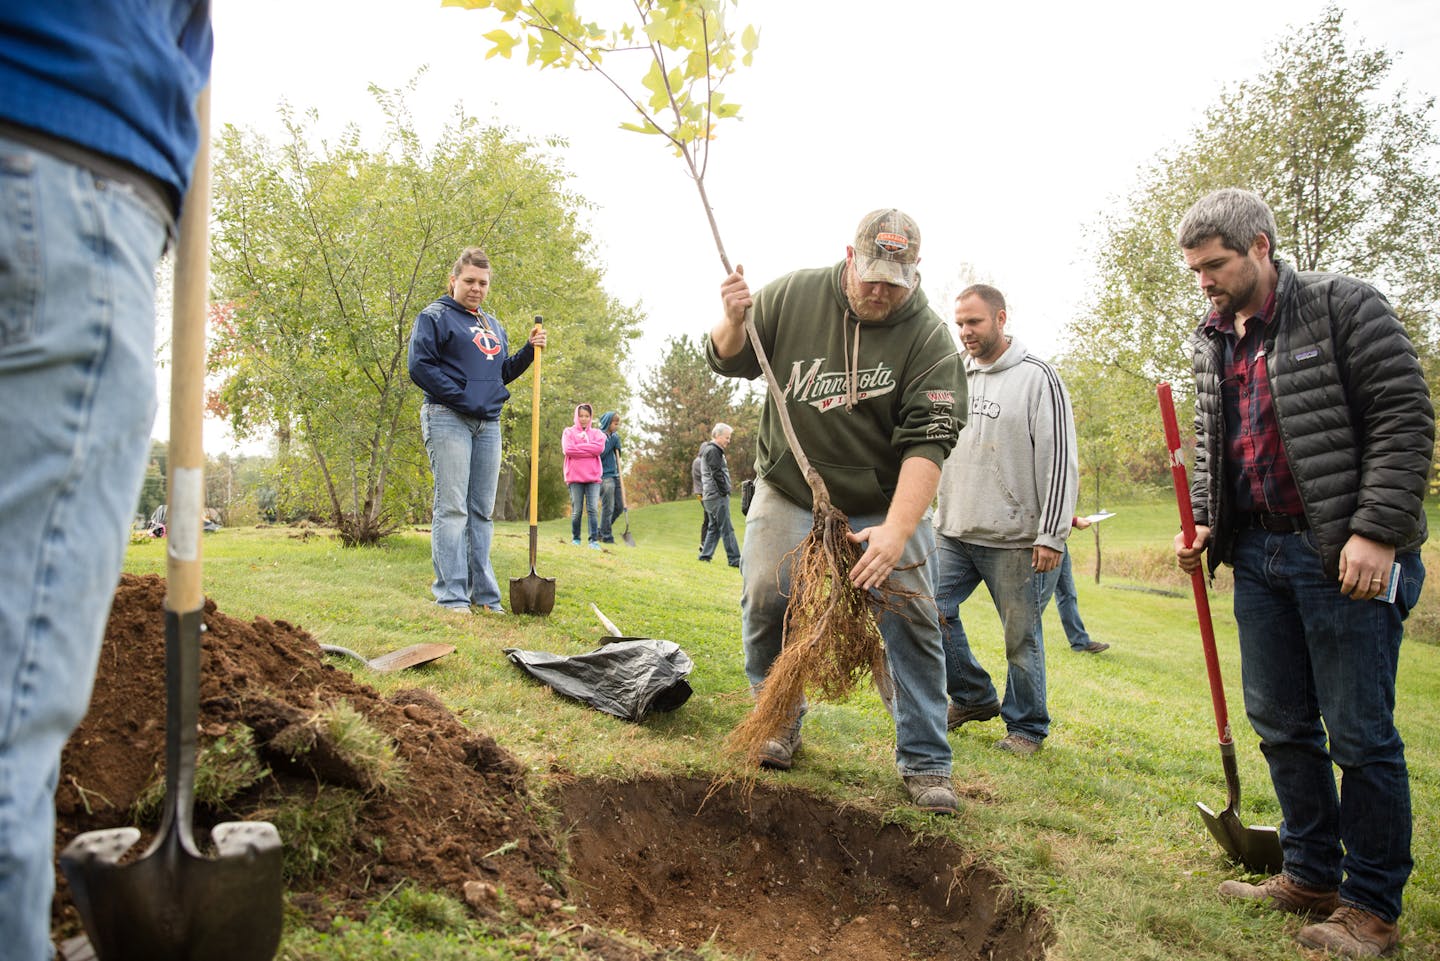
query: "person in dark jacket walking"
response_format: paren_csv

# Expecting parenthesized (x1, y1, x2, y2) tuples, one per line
(697, 423, 740, 566)
(1172, 188, 1432, 959)
(408, 247, 546, 613)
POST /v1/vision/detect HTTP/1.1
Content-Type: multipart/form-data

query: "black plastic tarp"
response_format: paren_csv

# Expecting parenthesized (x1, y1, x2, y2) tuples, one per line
(503, 638, 694, 722)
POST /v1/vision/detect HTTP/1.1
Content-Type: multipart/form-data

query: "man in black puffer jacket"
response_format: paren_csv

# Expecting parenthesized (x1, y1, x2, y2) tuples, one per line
(1173, 188, 1432, 958)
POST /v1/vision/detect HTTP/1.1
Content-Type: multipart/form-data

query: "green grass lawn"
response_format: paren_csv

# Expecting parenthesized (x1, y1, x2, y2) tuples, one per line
(122, 497, 1440, 961)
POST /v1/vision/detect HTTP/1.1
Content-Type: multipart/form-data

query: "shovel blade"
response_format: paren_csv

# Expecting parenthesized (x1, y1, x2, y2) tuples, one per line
(1197, 801, 1284, 875)
(62, 822, 283, 961)
(621, 530, 636, 547)
(365, 642, 456, 673)
(509, 571, 556, 616)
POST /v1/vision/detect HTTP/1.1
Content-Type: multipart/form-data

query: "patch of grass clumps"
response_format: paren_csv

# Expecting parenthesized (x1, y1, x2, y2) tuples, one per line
(272, 700, 406, 795)
(266, 785, 365, 883)
(373, 884, 470, 932)
(133, 726, 270, 820)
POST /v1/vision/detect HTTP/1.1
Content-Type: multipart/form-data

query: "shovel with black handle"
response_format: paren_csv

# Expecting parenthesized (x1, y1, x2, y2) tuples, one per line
(1159, 382, 1283, 875)
(59, 87, 285, 961)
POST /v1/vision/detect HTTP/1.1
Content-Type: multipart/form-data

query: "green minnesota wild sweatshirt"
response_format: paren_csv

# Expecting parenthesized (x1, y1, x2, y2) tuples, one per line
(707, 261, 965, 516)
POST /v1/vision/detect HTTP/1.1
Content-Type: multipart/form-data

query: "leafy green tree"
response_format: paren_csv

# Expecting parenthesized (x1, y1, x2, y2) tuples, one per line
(446, 0, 756, 252)
(209, 81, 637, 543)
(451, 1, 786, 509)
(1057, 355, 1164, 507)
(632, 335, 757, 502)
(1069, 5, 1440, 399)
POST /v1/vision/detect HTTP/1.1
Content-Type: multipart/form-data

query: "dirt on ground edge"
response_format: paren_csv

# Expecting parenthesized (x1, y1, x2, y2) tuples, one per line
(53, 573, 1052, 961)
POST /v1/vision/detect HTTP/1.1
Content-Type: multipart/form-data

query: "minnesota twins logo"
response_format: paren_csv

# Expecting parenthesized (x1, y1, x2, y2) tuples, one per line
(470, 323, 502, 360)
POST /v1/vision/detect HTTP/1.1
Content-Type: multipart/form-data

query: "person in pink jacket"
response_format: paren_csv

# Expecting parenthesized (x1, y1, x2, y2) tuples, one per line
(562, 404, 607, 549)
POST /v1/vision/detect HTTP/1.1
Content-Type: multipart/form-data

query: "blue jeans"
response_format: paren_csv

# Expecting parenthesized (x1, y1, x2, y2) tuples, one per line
(1052, 550, 1092, 650)
(934, 536, 1059, 743)
(699, 494, 740, 564)
(740, 479, 950, 776)
(0, 138, 168, 961)
(598, 476, 620, 542)
(421, 404, 502, 609)
(1232, 529, 1422, 921)
(569, 481, 600, 543)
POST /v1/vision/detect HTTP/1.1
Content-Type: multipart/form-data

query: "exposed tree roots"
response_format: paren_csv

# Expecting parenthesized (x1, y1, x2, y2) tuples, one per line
(722, 505, 911, 772)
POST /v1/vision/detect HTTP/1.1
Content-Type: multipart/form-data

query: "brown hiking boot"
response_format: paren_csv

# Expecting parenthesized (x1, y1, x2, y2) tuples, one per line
(1218, 873, 1340, 918)
(1296, 906, 1398, 957)
(903, 774, 958, 815)
(946, 699, 1000, 730)
(996, 733, 1042, 756)
(757, 725, 802, 771)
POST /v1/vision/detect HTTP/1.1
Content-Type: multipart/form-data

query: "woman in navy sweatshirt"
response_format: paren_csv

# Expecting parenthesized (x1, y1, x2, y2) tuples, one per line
(408, 247, 546, 612)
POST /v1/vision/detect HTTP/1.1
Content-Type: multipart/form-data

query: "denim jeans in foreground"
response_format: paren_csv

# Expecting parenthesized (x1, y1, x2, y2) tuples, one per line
(421, 404, 502, 609)
(934, 536, 1058, 743)
(739, 479, 951, 776)
(0, 138, 167, 961)
(1232, 528, 1422, 921)
(1052, 549, 1092, 650)
(699, 494, 739, 564)
(569, 481, 600, 543)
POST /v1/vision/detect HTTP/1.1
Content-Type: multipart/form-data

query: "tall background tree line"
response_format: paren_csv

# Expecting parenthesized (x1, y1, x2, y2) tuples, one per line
(186, 6, 1435, 544)
(1057, 5, 1440, 510)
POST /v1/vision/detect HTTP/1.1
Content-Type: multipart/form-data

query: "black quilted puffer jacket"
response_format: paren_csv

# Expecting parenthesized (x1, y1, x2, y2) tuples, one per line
(1188, 258, 1434, 579)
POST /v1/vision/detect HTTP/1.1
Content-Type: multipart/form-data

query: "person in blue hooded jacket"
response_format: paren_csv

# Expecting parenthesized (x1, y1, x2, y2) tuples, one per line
(0, 4, 211, 957)
(408, 247, 546, 613)
(596, 411, 624, 543)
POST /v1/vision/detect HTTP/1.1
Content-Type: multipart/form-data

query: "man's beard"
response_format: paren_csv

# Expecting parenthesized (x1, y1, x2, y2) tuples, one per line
(844, 264, 913, 322)
(1211, 258, 1259, 318)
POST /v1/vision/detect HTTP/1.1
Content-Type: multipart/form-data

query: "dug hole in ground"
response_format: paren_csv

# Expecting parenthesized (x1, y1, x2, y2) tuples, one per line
(53, 573, 1052, 961)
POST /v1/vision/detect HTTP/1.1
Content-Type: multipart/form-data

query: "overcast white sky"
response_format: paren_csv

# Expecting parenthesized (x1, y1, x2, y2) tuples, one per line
(191, 0, 1439, 452)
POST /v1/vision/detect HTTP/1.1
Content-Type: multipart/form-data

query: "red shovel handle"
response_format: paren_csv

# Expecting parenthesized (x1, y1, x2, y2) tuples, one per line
(1158, 382, 1233, 746)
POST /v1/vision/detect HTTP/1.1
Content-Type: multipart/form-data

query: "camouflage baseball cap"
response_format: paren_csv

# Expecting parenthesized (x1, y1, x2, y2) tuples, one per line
(853, 209, 920, 288)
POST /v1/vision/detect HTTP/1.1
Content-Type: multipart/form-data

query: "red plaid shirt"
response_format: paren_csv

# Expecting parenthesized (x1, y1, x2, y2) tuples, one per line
(1202, 291, 1304, 516)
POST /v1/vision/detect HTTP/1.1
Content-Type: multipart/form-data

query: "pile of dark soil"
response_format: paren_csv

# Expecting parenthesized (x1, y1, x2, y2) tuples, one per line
(53, 573, 1051, 961)
(54, 573, 563, 938)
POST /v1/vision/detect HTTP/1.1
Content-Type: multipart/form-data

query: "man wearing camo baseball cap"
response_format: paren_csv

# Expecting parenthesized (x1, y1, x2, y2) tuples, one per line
(852, 208, 921, 289)
(706, 209, 965, 816)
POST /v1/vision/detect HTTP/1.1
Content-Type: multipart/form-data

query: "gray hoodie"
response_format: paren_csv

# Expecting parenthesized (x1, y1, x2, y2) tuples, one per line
(934, 337, 1078, 551)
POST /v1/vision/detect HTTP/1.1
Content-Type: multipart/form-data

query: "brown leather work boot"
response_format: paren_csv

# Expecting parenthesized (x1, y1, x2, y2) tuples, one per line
(903, 774, 958, 816)
(1217, 873, 1339, 918)
(946, 699, 1000, 730)
(1296, 905, 1398, 957)
(756, 723, 802, 771)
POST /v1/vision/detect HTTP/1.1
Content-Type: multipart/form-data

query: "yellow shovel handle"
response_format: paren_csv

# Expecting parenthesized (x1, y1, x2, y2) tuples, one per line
(527, 317, 543, 527)
(166, 84, 210, 615)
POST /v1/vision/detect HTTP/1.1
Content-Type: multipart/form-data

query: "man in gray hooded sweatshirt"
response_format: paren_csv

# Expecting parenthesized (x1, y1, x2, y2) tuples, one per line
(933, 284, 1078, 756)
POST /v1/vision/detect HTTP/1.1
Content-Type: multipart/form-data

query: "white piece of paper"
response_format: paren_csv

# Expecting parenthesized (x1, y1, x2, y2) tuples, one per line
(1081, 511, 1116, 524)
